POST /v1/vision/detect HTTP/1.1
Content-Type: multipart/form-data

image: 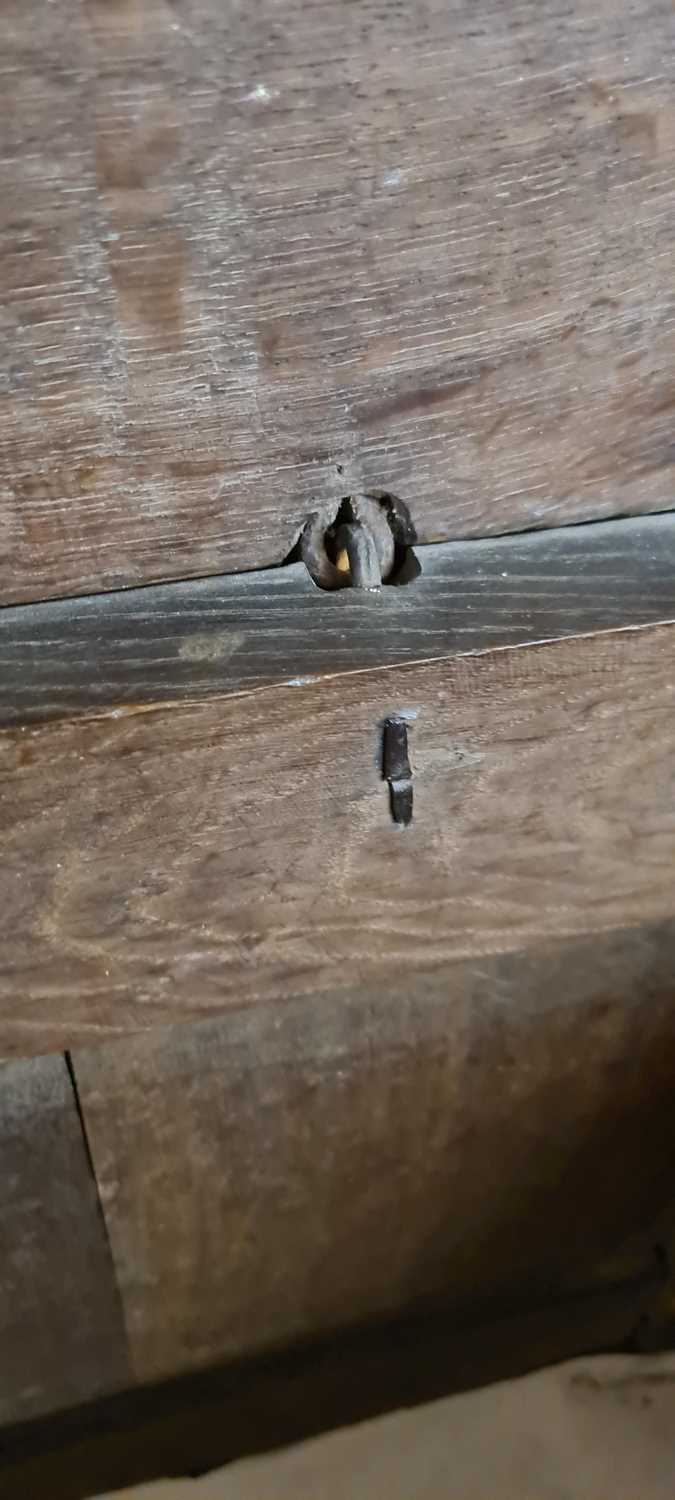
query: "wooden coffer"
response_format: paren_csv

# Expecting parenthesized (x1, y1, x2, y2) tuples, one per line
(3, 2, 675, 1495)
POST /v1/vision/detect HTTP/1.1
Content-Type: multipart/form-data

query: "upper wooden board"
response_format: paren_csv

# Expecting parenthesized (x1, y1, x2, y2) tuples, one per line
(3, 0, 675, 602)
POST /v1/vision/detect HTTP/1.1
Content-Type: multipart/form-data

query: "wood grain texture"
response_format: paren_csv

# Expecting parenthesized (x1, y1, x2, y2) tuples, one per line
(4, 0, 675, 602)
(3, 622, 675, 1056)
(72, 918, 675, 1385)
(2, 512, 675, 725)
(0, 1054, 129, 1426)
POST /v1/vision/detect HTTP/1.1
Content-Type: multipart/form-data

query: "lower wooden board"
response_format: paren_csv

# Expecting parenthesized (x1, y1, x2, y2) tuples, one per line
(3, 623, 675, 1056)
(0, 1054, 129, 1426)
(0, 1279, 664, 1500)
(72, 919, 675, 1388)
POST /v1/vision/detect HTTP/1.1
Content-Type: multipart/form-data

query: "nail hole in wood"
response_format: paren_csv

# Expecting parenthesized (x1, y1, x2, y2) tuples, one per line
(297, 494, 420, 590)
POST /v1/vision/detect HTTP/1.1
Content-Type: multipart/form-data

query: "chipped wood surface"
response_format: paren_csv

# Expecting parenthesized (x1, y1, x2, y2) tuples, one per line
(0, 1053, 129, 1426)
(3, 622, 675, 1057)
(4, 0, 675, 602)
(2, 512, 675, 725)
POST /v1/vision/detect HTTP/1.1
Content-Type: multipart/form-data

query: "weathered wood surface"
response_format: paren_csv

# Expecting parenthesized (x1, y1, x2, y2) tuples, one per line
(3, 622, 675, 1057)
(0, 1281, 663, 1500)
(0, 1054, 129, 1426)
(4, 0, 675, 603)
(72, 918, 675, 1387)
(2, 513, 675, 725)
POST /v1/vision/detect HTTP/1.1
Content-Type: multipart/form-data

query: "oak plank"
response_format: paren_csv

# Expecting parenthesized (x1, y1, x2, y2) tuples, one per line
(0, 1054, 129, 1425)
(3, 623, 675, 1056)
(4, 1, 675, 601)
(72, 919, 675, 1386)
(2, 512, 675, 726)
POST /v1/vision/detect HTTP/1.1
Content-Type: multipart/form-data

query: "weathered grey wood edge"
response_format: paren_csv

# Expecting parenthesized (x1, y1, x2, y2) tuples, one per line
(1, 512, 674, 726)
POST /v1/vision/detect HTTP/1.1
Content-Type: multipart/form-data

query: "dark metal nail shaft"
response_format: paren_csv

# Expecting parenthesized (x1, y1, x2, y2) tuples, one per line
(337, 522, 382, 590)
(382, 716, 413, 826)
